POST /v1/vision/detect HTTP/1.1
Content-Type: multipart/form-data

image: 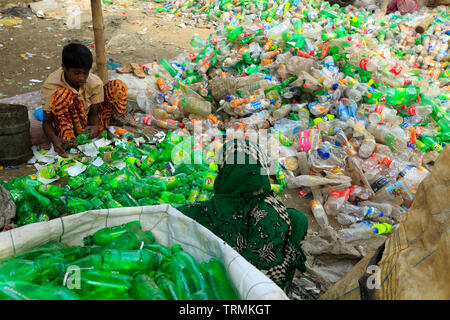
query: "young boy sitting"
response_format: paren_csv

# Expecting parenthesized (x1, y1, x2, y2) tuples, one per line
(41, 43, 128, 157)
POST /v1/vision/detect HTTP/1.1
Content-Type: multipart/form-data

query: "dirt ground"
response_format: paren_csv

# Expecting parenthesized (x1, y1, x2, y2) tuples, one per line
(0, 0, 374, 299)
(0, 0, 212, 98)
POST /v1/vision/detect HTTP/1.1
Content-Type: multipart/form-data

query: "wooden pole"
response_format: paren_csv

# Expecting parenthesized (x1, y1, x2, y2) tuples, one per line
(91, 0, 107, 83)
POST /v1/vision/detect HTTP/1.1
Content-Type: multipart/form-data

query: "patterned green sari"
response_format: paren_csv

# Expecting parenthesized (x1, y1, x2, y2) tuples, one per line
(178, 139, 308, 290)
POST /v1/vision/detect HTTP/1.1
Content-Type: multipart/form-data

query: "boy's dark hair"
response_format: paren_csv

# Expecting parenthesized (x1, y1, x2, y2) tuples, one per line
(62, 43, 93, 70)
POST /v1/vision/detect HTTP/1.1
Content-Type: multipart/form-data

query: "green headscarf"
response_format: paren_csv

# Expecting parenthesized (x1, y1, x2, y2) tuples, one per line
(178, 139, 308, 290)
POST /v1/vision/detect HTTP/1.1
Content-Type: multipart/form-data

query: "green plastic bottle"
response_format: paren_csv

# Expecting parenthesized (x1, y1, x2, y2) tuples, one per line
(83, 221, 142, 246)
(84, 176, 102, 194)
(103, 228, 155, 251)
(143, 244, 173, 261)
(8, 189, 24, 202)
(0, 259, 39, 283)
(37, 184, 63, 199)
(32, 253, 66, 284)
(60, 196, 93, 214)
(90, 197, 105, 210)
(227, 26, 243, 40)
(0, 281, 80, 300)
(200, 258, 239, 300)
(164, 247, 214, 300)
(197, 190, 211, 202)
(67, 175, 85, 190)
(76, 131, 91, 145)
(417, 135, 443, 153)
(154, 272, 179, 300)
(129, 184, 152, 199)
(113, 191, 140, 207)
(99, 249, 163, 273)
(160, 58, 178, 78)
(38, 163, 59, 179)
(11, 176, 42, 190)
(25, 186, 51, 207)
(71, 269, 133, 299)
(131, 274, 167, 300)
(273, 160, 287, 188)
(160, 191, 186, 205)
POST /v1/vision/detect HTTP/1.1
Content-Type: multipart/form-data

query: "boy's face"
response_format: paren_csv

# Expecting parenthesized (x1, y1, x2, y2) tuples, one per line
(62, 65, 90, 89)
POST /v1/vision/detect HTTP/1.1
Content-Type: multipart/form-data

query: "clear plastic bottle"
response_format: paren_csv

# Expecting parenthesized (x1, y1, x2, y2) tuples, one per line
(403, 105, 433, 117)
(361, 104, 403, 125)
(357, 206, 385, 220)
(272, 103, 293, 120)
(181, 96, 212, 117)
(336, 212, 362, 225)
(310, 200, 329, 229)
(296, 106, 310, 130)
(311, 67, 336, 90)
(366, 123, 408, 154)
(343, 87, 362, 102)
(286, 55, 316, 74)
(358, 137, 377, 159)
(323, 189, 352, 216)
(338, 222, 377, 242)
(133, 113, 153, 127)
(152, 108, 170, 120)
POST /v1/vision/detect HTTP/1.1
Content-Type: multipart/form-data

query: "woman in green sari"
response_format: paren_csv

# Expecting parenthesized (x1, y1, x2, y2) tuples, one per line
(178, 138, 308, 291)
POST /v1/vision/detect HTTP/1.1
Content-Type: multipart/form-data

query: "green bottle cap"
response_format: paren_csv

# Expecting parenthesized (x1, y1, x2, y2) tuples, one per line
(83, 235, 94, 246)
(313, 117, 323, 125)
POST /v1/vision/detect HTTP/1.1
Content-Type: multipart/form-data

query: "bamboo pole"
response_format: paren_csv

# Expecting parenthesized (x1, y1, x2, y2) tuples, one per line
(91, 0, 107, 83)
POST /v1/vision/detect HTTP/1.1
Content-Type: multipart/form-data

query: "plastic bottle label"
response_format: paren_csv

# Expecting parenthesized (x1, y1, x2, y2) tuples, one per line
(398, 165, 413, 177)
(389, 62, 402, 75)
(408, 106, 416, 116)
(370, 176, 390, 193)
(359, 57, 370, 70)
(297, 129, 312, 151)
(310, 200, 322, 210)
(380, 156, 393, 167)
(374, 105, 383, 114)
(385, 181, 408, 199)
(328, 189, 351, 200)
(250, 100, 264, 112)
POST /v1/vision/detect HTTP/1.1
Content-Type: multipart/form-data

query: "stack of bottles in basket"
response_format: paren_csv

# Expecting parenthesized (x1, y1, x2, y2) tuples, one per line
(0, 221, 239, 300)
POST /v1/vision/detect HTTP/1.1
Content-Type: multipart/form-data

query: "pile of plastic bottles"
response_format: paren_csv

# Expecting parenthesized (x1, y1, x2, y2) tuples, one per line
(0, 129, 221, 226)
(125, 0, 449, 242)
(0, 221, 239, 300)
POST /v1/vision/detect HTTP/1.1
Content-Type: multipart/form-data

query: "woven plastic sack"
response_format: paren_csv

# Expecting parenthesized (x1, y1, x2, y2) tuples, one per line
(320, 145, 450, 300)
(0, 204, 288, 300)
(0, 186, 16, 231)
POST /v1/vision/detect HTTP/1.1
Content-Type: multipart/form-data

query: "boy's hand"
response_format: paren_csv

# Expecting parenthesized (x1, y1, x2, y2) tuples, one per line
(52, 136, 67, 157)
(85, 125, 99, 139)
